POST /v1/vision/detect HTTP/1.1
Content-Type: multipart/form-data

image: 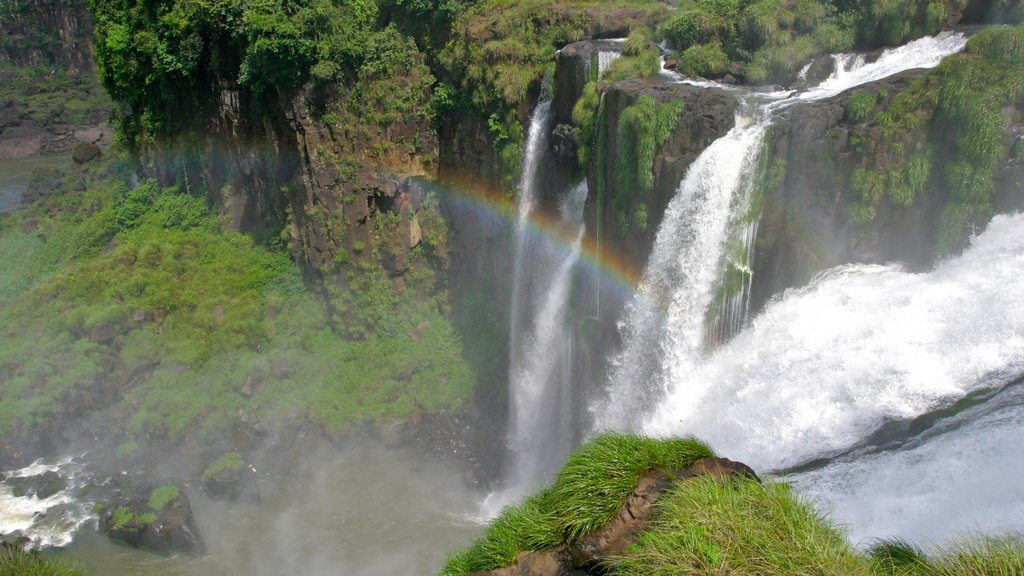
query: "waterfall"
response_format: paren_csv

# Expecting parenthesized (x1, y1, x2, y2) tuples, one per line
(594, 31, 970, 437)
(505, 182, 588, 495)
(508, 94, 553, 382)
(492, 86, 591, 509)
(598, 111, 769, 430)
(643, 212, 1024, 471)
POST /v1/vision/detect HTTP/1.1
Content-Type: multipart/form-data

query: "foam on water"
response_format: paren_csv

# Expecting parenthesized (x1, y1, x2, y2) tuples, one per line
(597, 113, 768, 430)
(1, 457, 94, 548)
(792, 31, 967, 103)
(790, 383, 1024, 546)
(641, 213, 1024, 471)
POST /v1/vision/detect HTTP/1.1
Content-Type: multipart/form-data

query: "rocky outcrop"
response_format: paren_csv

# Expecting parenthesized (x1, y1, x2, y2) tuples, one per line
(0, 0, 111, 159)
(750, 68, 1024, 316)
(590, 77, 737, 267)
(101, 487, 205, 555)
(470, 457, 759, 576)
(0, 0, 95, 72)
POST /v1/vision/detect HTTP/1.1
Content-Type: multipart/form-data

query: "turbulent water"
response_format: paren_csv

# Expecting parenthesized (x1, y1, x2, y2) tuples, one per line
(791, 380, 1024, 547)
(1, 442, 483, 575)
(642, 213, 1024, 472)
(0, 458, 94, 548)
(597, 32, 969, 433)
(584, 31, 1024, 545)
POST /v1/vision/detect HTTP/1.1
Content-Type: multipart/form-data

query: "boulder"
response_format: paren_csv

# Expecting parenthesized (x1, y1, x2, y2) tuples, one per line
(3, 470, 67, 499)
(71, 141, 101, 164)
(101, 486, 205, 555)
(201, 453, 259, 501)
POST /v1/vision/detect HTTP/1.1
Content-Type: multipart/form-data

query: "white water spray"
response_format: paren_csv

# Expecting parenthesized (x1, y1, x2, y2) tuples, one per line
(595, 32, 969, 435)
(0, 457, 94, 548)
(497, 88, 591, 510)
(643, 212, 1024, 472)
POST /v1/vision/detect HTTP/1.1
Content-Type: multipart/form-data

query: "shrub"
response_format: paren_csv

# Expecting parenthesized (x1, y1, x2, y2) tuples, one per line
(845, 92, 878, 122)
(679, 42, 730, 77)
(147, 486, 181, 512)
(0, 543, 84, 576)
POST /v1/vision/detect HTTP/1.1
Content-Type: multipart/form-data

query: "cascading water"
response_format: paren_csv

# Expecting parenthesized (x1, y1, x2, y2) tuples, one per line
(495, 87, 592, 508)
(597, 110, 769, 430)
(594, 32, 969, 433)
(587, 32, 1016, 543)
(505, 182, 588, 499)
(643, 212, 1024, 471)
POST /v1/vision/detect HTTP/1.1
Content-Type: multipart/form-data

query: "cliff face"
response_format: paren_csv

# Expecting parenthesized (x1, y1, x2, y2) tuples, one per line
(752, 66, 1024, 317)
(0, 0, 111, 159)
(140, 65, 448, 312)
(0, 0, 95, 73)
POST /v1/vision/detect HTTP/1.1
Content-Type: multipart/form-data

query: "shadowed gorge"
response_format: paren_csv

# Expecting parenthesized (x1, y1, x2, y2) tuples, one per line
(2, 0, 1024, 574)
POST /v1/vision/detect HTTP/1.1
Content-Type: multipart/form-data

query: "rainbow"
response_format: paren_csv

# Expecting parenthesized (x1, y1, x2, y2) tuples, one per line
(423, 176, 643, 300)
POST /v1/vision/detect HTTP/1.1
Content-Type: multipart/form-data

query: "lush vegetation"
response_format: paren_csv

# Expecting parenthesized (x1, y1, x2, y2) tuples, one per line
(660, 0, 854, 83)
(441, 434, 1024, 576)
(0, 64, 111, 127)
(441, 0, 668, 188)
(0, 544, 83, 576)
(612, 96, 684, 233)
(440, 433, 715, 575)
(845, 22, 1024, 252)
(0, 155, 474, 446)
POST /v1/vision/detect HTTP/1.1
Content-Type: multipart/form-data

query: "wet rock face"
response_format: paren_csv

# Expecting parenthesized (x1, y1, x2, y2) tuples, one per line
(2, 470, 67, 500)
(593, 77, 738, 270)
(750, 69, 954, 317)
(101, 488, 205, 555)
(553, 40, 625, 127)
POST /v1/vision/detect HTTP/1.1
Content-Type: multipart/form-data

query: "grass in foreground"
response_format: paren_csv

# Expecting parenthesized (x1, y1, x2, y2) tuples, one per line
(440, 434, 1024, 576)
(616, 476, 871, 575)
(440, 433, 715, 575)
(871, 537, 1024, 576)
(0, 545, 83, 576)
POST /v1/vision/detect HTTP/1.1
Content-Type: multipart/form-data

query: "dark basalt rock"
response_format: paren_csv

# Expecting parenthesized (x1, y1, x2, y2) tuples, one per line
(202, 464, 260, 502)
(2, 470, 67, 500)
(751, 68, 947, 318)
(101, 489, 205, 555)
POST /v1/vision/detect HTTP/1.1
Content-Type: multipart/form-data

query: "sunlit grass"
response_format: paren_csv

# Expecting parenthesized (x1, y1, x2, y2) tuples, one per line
(440, 433, 714, 575)
(617, 476, 872, 575)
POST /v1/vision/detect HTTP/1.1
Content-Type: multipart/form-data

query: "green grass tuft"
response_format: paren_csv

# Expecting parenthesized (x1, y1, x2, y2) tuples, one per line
(616, 476, 872, 575)
(202, 452, 246, 483)
(146, 485, 180, 512)
(0, 544, 84, 576)
(441, 434, 714, 574)
(870, 538, 928, 574)
(846, 92, 879, 123)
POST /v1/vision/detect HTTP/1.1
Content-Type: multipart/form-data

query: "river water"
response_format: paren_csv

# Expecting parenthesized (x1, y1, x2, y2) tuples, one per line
(2, 442, 484, 575)
(0, 155, 72, 214)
